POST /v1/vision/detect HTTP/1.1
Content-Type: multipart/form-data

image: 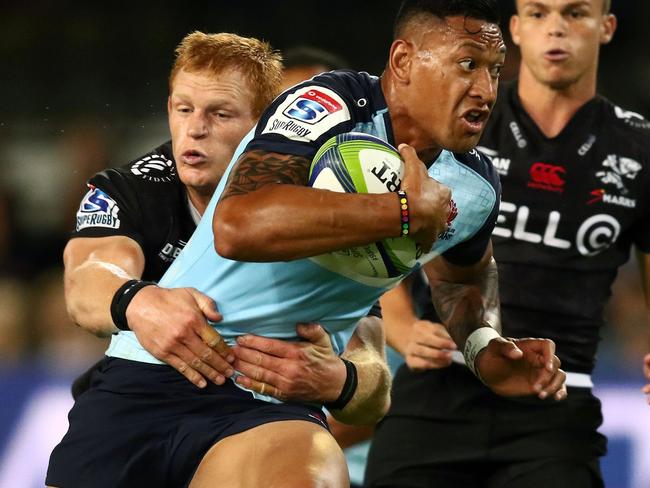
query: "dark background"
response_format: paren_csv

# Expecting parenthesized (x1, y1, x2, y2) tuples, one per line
(1, 0, 648, 124)
(0, 2, 648, 485)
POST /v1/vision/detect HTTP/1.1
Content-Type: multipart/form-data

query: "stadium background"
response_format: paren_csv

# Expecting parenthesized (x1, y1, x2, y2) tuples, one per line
(0, 1, 648, 486)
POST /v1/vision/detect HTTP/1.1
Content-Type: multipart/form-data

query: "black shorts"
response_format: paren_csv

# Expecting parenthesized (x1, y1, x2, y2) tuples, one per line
(47, 357, 329, 488)
(365, 363, 606, 488)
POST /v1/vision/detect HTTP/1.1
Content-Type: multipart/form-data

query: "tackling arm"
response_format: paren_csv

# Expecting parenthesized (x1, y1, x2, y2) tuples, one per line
(64, 235, 145, 336)
(233, 316, 391, 425)
(63, 235, 233, 388)
(331, 315, 392, 425)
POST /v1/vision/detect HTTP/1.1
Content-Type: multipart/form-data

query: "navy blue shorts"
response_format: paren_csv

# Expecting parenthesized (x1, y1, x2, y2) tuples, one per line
(47, 357, 329, 488)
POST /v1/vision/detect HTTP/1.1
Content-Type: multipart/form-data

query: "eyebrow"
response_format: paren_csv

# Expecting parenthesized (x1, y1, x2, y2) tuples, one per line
(457, 41, 506, 54)
(521, 1, 591, 10)
(171, 93, 236, 109)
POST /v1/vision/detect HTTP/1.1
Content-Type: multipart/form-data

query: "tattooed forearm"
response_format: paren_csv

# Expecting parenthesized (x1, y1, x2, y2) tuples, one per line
(220, 150, 311, 201)
(480, 258, 501, 332)
(430, 258, 500, 348)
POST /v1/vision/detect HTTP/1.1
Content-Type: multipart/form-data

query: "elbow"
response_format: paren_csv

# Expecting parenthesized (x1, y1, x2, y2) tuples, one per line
(213, 219, 241, 260)
(213, 199, 252, 260)
(66, 300, 109, 338)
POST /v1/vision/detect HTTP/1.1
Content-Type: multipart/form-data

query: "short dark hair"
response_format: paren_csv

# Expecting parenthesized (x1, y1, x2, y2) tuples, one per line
(283, 46, 348, 71)
(394, 0, 501, 37)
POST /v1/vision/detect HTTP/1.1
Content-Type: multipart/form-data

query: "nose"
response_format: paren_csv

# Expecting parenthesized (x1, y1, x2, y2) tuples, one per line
(470, 69, 497, 107)
(187, 112, 208, 139)
(547, 12, 567, 38)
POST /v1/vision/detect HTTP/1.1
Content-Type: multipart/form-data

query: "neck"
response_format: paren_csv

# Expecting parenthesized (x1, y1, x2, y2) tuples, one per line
(380, 74, 442, 163)
(186, 187, 211, 216)
(517, 66, 597, 138)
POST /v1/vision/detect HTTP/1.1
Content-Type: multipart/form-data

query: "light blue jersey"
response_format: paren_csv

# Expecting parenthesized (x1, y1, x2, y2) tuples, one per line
(106, 72, 500, 395)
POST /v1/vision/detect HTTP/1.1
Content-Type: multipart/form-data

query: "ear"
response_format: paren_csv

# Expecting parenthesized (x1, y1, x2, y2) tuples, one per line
(600, 13, 616, 45)
(509, 15, 521, 46)
(167, 96, 172, 115)
(388, 39, 414, 84)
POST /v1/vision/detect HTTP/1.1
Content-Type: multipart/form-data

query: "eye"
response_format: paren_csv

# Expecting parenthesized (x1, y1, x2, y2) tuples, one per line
(490, 65, 503, 79)
(459, 59, 476, 71)
(568, 8, 586, 19)
(214, 112, 231, 119)
(177, 106, 191, 113)
(528, 10, 544, 19)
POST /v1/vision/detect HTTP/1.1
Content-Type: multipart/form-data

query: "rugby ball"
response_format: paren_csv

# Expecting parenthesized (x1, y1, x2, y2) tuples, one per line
(308, 132, 418, 282)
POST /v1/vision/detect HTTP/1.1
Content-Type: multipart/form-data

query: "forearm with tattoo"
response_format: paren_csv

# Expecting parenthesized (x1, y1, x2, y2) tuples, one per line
(429, 258, 500, 349)
(220, 150, 311, 201)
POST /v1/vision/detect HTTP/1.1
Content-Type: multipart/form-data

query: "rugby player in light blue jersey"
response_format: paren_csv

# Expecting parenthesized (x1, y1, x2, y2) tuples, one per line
(48, 2, 567, 487)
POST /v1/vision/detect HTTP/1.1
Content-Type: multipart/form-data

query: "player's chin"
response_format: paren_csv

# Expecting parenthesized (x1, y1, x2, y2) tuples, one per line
(446, 133, 482, 153)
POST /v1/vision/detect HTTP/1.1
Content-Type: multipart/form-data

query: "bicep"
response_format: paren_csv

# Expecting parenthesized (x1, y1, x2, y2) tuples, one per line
(219, 150, 311, 201)
(63, 235, 146, 280)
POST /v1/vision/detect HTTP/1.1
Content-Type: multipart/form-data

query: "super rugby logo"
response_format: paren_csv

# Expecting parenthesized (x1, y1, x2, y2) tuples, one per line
(262, 86, 350, 142)
(131, 154, 175, 182)
(76, 186, 120, 230)
(283, 89, 342, 125)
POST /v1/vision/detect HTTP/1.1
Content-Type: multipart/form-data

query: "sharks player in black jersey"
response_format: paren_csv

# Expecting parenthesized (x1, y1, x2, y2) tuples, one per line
(61, 33, 283, 390)
(367, 1, 650, 487)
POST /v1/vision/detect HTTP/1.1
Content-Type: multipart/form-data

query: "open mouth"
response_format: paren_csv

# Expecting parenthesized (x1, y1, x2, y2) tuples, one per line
(545, 49, 569, 61)
(182, 149, 207, 165)
(461, 109, 489, 133)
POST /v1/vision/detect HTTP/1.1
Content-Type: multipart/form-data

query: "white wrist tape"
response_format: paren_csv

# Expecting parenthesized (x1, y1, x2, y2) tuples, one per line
(463, 327, 501, 379)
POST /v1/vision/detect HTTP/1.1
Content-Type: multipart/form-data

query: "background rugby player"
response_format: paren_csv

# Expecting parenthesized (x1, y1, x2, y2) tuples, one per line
(366, 1, 650, 487)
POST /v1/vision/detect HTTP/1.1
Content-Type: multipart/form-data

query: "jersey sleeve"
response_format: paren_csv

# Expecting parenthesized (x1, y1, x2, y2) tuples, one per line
(442, 150, 502, 266)
(71, 170, 145, 248)
(366, 301, 382, 318)
(244, 74, 358, 160)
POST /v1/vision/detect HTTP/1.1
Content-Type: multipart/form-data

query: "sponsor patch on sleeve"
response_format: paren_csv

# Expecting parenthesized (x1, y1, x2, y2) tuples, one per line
(261, 86, 351, 142)
(76, 185, 121, 231)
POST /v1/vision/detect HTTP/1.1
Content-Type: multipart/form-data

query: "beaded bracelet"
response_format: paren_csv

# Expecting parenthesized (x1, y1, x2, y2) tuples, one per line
(397, 189, 410, 236)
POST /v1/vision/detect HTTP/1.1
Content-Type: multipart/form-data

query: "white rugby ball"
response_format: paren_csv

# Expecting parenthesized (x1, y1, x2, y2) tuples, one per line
(308, 132, 418, 283)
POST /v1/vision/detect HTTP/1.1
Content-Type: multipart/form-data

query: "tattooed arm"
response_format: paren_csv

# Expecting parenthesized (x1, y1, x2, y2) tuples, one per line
(423, 244, 500, 348)
(213, 146, 452, 262)
(423, 243, 567, 400)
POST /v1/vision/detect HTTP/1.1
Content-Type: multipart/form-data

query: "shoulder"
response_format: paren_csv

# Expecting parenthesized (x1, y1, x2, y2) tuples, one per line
(311, 70, 378, 98)
(271, 69, 379, 118)
(90, 141, 178, 191)
(250, 71, 378, 152)
(599, 97, 650, 146)
(452, 148, 501, 193)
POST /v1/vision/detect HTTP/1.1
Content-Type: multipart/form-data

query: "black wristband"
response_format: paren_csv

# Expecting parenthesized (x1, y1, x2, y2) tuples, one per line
(324, 358, 358, 411)
(110, 279, 156, 331)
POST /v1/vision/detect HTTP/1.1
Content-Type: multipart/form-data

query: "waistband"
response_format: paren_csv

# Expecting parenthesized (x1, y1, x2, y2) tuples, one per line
(450, 350, 593, 388)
